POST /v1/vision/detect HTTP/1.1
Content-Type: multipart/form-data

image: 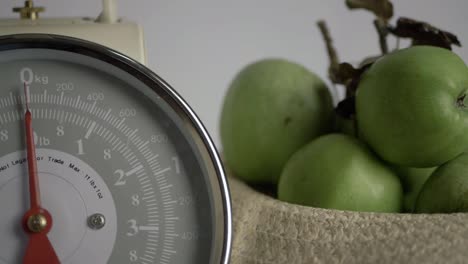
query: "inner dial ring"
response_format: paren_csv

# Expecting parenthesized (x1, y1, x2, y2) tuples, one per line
(0, 149, 117, 264)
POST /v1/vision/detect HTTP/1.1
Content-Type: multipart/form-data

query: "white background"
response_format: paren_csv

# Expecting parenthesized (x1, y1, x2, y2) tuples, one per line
(1, 0, 467, 147)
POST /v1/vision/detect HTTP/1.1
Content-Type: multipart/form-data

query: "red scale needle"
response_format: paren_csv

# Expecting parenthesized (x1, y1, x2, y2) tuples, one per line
(21, 83, 61, 264)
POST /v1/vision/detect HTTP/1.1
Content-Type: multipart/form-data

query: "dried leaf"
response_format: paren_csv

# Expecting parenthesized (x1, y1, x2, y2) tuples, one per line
(336, 62, 374, 97)
(335, 63, 360, 84)
(388, 17, 461, 50)
(346, 0, 394, 21)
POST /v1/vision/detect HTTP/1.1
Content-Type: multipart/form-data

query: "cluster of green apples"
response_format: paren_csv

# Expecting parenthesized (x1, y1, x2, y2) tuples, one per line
(220, 46, 468, 213)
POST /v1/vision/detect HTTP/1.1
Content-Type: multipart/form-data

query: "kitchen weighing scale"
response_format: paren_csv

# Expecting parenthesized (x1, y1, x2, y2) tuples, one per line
(0, 1, 232, 263)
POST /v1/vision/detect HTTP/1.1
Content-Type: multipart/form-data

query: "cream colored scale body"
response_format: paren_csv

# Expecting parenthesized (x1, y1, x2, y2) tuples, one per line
(0, 0, 146, 64)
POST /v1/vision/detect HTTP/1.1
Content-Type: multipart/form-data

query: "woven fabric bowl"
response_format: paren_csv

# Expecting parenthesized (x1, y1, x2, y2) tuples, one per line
(228, 175, 468, 264)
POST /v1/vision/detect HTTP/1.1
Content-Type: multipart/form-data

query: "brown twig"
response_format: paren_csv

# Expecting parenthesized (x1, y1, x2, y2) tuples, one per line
(317, 20, 340, 84)
(374, 19, 389, 54)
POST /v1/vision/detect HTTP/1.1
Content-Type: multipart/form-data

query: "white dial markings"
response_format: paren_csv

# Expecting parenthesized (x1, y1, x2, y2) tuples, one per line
(103, 108, 112, 121)
(126, 164, 144, 177)
(117, 117, 126, 129)
(84, 121, 97, 139)
(154, 167, 171, 176)
(138, 226, 159, 232)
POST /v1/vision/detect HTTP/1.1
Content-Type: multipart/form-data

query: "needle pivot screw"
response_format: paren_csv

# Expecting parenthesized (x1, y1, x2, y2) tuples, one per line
(27, 214, 48, 233)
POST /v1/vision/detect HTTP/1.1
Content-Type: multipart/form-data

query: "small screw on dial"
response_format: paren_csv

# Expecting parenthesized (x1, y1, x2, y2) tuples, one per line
(87, 213, 106, 230)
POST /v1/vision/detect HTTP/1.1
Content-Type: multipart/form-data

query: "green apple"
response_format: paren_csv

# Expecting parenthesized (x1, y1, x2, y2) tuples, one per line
(278, 134, 402, 212)
(393, 166, 435, 212)
(415, 153, 468, 213)
(356, 46, 468, 167)
(335, 114, 357, 136)
(220, 59, 333, 184)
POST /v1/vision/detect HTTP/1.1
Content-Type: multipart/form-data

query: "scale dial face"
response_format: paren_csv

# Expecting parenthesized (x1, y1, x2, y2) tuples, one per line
(0, 35, 231, 264)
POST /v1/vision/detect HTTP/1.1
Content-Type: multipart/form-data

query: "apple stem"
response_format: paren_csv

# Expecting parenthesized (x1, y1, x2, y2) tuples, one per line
(456, 93, 467, 108)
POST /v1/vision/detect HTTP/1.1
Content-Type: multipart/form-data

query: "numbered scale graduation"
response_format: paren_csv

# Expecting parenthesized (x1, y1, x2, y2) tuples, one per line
(0, 35, 231, 264)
